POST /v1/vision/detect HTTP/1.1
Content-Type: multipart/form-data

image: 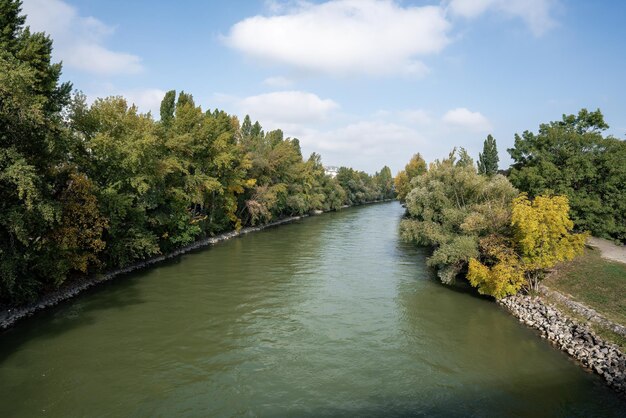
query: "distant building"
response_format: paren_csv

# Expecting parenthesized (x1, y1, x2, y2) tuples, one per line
(324, 166, 339, 178)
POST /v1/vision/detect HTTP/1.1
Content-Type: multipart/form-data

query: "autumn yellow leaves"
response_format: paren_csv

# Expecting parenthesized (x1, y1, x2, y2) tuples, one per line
(468, 194, 587, 299)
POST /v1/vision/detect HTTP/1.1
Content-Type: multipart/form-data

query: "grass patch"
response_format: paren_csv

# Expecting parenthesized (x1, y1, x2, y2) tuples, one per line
(591, 325, 626, 352)
(543, 247, 626, 326)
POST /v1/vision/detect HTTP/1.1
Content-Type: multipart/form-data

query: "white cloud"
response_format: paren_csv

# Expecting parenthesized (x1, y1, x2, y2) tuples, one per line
(225, 0, 450, 76)
(442, 107, 492, 132)
(238, 91, 339, 125)
(66, 44, 142, 75)
(448, 0, 557, 36)
(123, 89, 167, 116)
(294, 120, 427, 172)
(399, 109, 433, 125)
(309, 121, 424, 153)
(22, 0, 143, 75)
(263, 76, 295, 88)
(83, 87, 165, 117)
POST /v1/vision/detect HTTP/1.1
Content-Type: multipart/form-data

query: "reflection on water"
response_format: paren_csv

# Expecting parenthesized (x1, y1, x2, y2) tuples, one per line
(1, 202, 624, 417)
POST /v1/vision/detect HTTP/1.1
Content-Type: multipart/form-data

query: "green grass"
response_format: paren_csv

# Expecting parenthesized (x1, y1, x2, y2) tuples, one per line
(541, 290, 626, 351)
(591, 325, 626, 351)
(543, 247, 626, 326)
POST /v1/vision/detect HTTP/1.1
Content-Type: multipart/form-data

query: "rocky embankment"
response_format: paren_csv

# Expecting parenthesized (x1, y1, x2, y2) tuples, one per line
(0, 215, 307, 330)
(499, 294, 626, 396)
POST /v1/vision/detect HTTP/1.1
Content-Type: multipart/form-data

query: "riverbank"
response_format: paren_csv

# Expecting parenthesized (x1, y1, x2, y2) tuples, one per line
(0, 215, 308, 330)
(542, 247, 626, 339)
(0, 200, 394, 331)
(499, 294, 626, 397)
(6, 199, 624, 416)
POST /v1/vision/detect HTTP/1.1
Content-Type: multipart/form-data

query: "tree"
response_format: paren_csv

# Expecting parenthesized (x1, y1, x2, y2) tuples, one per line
(393, 171, 410, 202)
(75, 97, 164, 267)
(508, 108, 626, 242)
(251, 121, 263, 138)
(51, 172, 108, 277)
(240, 114, 252, 138)
(0, 0, 25, 51)
(467, 235, 525, 299)
(159, 90, 176, 127)
(511, 194, 588, 290)
(0, 0, 73, 302)
(405, 153, 428, 178)
(376, 166, 394, 199)
(394, 153, 427, 201)
(455, 147, 474, 168)
(400, 149, 518, 284)
(336, 167, 381, 206)
(477, 134, 499, 176)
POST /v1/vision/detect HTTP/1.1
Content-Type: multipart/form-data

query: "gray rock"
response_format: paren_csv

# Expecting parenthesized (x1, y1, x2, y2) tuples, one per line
(499, 294, 626, 398)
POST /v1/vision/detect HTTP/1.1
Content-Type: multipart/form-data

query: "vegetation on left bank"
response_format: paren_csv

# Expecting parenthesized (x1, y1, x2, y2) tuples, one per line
(0, 1, 394, 306)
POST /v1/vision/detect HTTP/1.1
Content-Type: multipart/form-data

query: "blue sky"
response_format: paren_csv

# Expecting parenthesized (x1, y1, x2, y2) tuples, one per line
(21, 0, 626, 173)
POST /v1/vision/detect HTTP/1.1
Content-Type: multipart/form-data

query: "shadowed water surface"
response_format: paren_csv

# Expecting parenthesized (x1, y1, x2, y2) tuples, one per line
(1, 202, 625, 417)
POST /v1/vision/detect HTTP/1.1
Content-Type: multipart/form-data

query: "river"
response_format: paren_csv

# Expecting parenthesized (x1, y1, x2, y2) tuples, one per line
(0, 202, 624, 417)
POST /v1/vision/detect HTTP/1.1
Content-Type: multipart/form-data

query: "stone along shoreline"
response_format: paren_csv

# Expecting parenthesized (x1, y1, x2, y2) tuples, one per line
(499, 294, 626, 397)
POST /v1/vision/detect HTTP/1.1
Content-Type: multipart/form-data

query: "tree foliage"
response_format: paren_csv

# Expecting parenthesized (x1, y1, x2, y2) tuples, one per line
(508, 108, 626, 242)
(0, 0, 73, 302)
(511, 194, 587, 290)
(394, 153, 426, 202)
(336, 166, 388, 206)
(401, 148, 586, 299)
(477, 134, 499, 176)
(467, 235, 525, 299)
(400, 149, 518, 284)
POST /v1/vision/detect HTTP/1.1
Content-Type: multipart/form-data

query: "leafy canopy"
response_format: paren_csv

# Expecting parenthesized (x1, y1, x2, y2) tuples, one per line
(400, 149, 518, 284)
(511, 193, 587, 289)
(508, 108, 626, 242)
(477, 134, 499, 176)
(394, 153, 427, 202)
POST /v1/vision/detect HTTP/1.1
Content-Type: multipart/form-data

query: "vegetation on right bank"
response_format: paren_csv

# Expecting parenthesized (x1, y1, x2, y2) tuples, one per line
(543, 247, 626, 327)
(399, 109, 625, 299)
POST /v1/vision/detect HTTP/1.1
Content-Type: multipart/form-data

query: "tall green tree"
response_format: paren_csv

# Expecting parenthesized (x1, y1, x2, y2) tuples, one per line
(508, 109, 626, 242)
(376, 166, 394, 199)
(477, 134, 499, 176)
(455, 147, 474, 168)
(159, 90, 176, 127)
(0, 0, 76, 302)
(240, 114, 252, 138)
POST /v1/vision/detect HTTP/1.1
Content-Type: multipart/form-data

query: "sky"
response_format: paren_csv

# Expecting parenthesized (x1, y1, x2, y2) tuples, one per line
(20, 0, 626, 174)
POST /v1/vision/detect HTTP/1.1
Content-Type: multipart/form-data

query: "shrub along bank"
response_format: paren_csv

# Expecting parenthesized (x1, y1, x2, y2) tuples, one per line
(399, 148, 586, 299)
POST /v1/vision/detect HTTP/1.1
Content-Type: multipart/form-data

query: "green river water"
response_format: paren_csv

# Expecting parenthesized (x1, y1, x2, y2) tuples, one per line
(1, 202, 625, 417)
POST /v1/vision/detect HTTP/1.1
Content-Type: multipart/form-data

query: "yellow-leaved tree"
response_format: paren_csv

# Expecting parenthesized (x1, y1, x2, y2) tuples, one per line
(467, 235, 526, 299)
(467, 193, 587, 298)
(511, 194, 588, 291)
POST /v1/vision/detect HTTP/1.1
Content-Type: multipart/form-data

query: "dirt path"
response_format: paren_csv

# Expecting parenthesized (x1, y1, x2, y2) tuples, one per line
(587, 237, 626, 264)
